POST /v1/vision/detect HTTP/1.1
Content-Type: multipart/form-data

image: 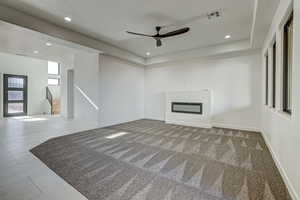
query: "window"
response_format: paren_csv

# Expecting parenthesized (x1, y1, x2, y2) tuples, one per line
(265, 53, 269, 105)
(48, 61, 60, 85)
(272, 41, 276, 108)
(48, 78, 59, 85)
(48, 61, 60, 75)
(283, 13, 293, 114)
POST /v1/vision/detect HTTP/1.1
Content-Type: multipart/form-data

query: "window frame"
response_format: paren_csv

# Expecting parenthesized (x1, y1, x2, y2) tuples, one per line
(265, 53, 269, 106)
(47, 61, 61, 86)
(47, 61, 60, 75)
(48, 78, 60, 86)
(282, 12, 293, 114)
(272, 41, 276, 108)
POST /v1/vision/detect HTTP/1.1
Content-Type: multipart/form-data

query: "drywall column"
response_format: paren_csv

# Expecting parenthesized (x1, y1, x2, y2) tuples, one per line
(67, 69, 74, 119)
(0, 74, 3, 119)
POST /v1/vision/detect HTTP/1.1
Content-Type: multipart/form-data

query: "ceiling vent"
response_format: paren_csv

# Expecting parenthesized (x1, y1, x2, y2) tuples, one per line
(16, 53, 27, 57)
(207, 11, 221, 19)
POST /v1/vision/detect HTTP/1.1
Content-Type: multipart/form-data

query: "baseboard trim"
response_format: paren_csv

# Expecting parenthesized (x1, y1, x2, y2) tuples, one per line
(211, 122, 260, 132)
(165, 120, 212, 128)
(148, 118, 261, 132)
(262, 131, 299, 200)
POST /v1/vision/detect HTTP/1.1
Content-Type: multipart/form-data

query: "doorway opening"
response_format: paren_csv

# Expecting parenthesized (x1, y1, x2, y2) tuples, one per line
(47, 61, 61, 115)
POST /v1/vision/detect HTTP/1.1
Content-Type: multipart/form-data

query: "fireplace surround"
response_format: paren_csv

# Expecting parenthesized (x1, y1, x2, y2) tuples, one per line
(165, 90, 212, 128)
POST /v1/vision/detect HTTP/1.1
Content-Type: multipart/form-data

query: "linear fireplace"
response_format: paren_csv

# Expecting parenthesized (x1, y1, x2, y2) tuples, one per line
(165, 90, 212, 128)
(171, 102, 203, 115)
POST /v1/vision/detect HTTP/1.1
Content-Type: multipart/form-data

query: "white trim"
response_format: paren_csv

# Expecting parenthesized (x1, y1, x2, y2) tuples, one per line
(262, 131, 300, 200)
(272, 110, 292, 121)
(212, 122, 260, 132)
(155, 118, 261, 132)
(165, 120, 212, 129)
(278, 1, 294, 29)
(146, 40, 251, 65)
(250, 0, 258, 47)
(265, 106, 292, 121)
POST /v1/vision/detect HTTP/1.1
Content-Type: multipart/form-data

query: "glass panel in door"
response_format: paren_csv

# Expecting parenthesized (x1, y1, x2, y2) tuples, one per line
(3, 74, 28, 117)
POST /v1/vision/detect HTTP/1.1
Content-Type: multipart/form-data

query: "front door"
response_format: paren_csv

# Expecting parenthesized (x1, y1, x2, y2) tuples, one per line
(3, 74, 28, 117)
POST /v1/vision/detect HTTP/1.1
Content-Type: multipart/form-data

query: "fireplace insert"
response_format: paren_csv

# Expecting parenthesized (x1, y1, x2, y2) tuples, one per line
(171, 102, 203, 114)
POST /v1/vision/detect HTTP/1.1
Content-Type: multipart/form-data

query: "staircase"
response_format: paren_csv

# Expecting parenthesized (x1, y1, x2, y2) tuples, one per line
(52, 98, 61, 115)
(46, 86, 60, 115)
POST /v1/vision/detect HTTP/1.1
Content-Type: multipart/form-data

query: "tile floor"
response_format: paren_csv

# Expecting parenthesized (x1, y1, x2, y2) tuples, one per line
(0, 115, 95, 200)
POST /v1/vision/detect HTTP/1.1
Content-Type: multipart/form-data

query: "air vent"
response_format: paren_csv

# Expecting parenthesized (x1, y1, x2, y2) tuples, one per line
(16, 53, 27, 57)
(207, 11, 221, 19)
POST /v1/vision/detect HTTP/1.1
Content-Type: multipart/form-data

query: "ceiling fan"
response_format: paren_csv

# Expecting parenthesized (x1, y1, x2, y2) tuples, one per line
(126, 10, 222, 48)
(126, 26, 190, 47)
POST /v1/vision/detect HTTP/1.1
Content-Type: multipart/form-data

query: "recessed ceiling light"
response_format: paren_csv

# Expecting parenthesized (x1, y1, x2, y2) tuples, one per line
(33, 50, 39, 54)
(46, 42, 52, 46)
(64, 16, 72, 22)
(225, 35, 231, 39)
(146, 52, 151, 56)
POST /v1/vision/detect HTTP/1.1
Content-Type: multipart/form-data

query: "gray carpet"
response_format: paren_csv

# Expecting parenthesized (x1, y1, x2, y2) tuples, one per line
(31, 119, 291, 200)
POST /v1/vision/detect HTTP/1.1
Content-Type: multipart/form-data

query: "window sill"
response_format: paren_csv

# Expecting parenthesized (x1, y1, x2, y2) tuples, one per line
(264, 106, 292, 121)
(264, 105, 274, 110)
(276, 110, 292, 121)
(269, 107, 277, 113)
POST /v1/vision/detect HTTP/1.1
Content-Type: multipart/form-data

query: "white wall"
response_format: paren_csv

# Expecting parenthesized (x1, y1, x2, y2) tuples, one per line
(261, 0, 300, 199)
(98, 55, 144, 127)
(60, 52, 144, 128)
(145, 52, 262, 131)
(48, 85, 60, 99)
(73, 51, 100, 127)
(0, 52, 48, 117)
(165, 90, 212, 128)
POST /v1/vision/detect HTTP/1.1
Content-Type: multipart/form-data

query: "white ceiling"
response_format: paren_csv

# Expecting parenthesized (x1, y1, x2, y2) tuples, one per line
(0, 0, 255, 58)
(0, 21, 89, 66)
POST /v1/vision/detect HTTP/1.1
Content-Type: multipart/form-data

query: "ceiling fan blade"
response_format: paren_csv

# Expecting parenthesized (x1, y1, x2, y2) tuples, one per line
(156, 39, 162, 47)
(126, 31, 153, 37)
(159, 27, 190, 38)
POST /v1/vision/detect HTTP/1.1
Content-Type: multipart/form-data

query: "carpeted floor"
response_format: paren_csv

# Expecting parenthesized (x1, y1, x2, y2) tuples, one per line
(31, 119, 291, 200)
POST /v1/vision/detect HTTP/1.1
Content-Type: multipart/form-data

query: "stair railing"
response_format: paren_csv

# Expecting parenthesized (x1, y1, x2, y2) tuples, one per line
(46, 86, 53, 114)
